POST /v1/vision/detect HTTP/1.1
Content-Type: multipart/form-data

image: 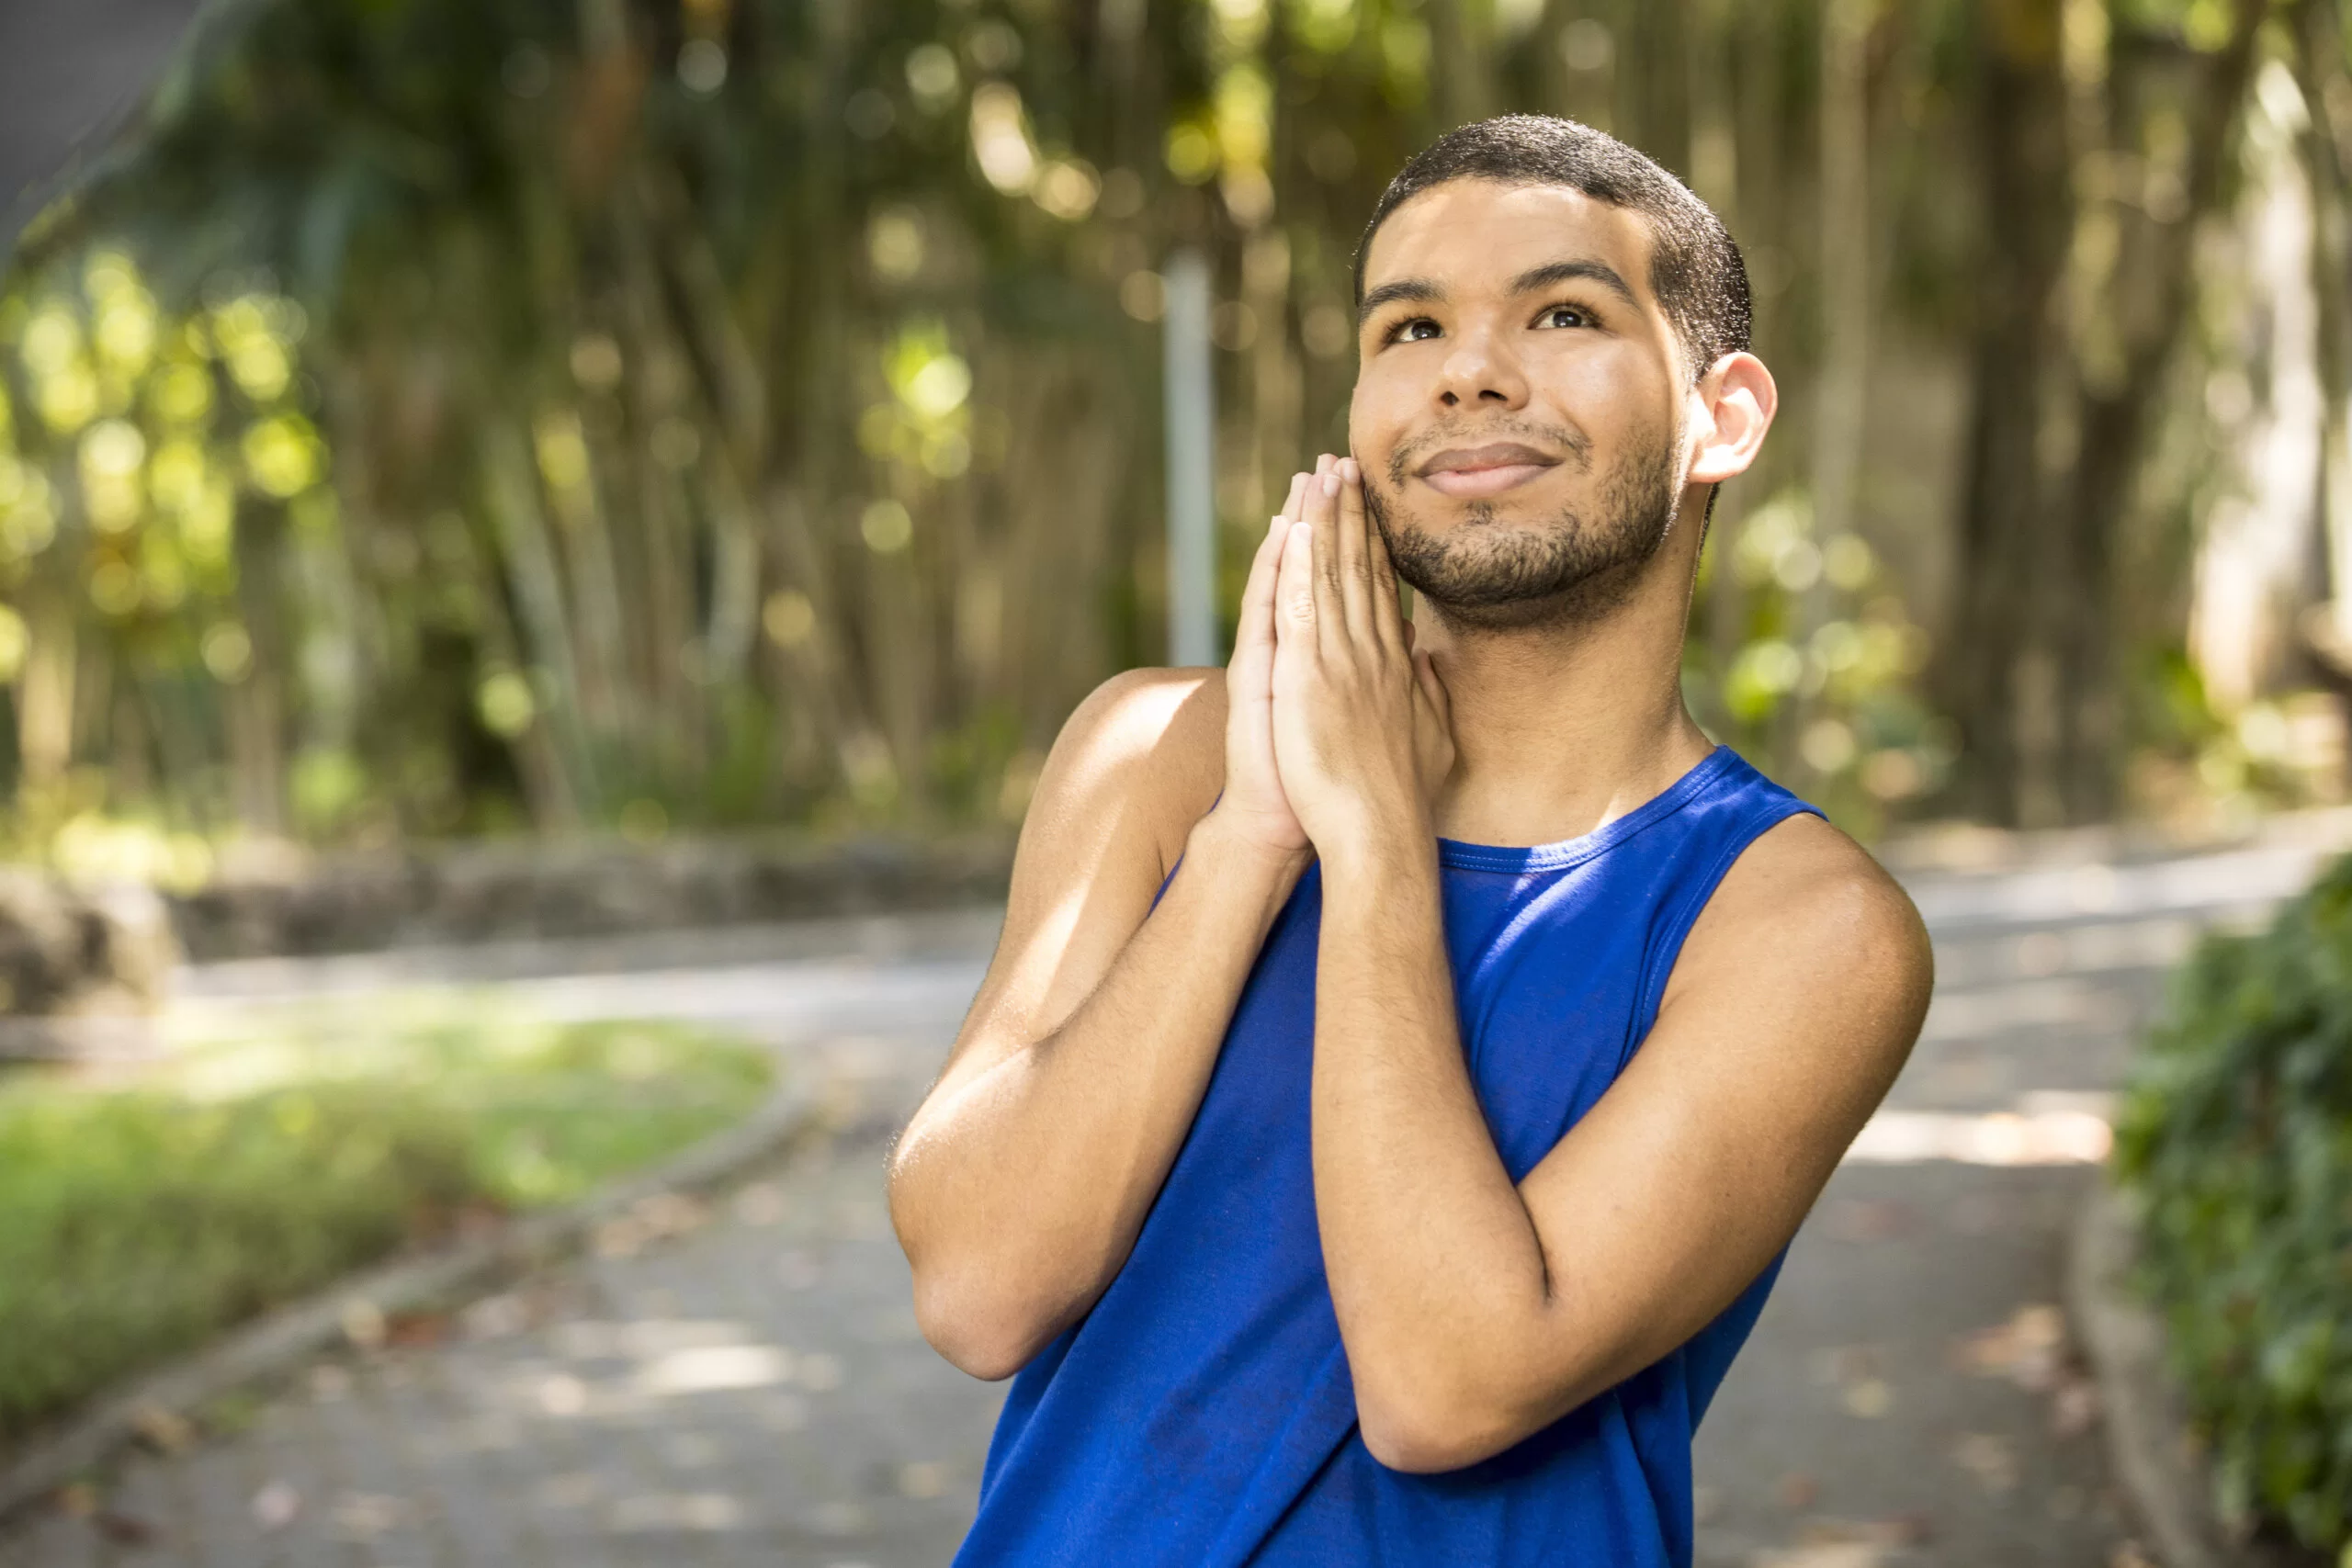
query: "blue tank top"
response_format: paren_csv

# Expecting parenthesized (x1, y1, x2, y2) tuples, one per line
(956, 746, 1817, 1568)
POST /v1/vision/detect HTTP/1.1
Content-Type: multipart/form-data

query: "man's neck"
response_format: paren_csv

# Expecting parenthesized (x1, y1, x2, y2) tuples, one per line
(1418, 555, 1714, 851)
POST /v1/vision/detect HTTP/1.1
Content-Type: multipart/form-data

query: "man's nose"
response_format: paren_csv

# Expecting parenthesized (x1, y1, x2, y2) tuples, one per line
(1434, 329, 1530, 410)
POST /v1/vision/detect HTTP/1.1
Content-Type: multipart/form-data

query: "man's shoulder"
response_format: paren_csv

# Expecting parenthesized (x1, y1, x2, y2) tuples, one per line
(1031, 666, 1229, 866)
(1675, 810, 1934, 1035)
(1054, 666, 1227, 780)
(1065, 664, 1224, 737)
(1723, 809, 1916, 911)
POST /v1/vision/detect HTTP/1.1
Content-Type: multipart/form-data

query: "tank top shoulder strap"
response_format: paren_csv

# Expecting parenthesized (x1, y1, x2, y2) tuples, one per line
(1615, 747, 1822, 1074)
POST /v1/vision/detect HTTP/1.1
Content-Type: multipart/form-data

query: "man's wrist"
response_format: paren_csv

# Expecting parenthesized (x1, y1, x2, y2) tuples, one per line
(1315, 823, 1441, 906)
(1185, 812, 1312, 905)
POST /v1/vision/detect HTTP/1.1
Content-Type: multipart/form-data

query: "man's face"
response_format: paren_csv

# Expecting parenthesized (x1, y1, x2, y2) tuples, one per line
(1349, 179, 1690, 629)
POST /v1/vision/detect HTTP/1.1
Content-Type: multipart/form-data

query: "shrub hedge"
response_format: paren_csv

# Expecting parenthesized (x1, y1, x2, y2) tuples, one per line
(2113, 853, 2352, 1556)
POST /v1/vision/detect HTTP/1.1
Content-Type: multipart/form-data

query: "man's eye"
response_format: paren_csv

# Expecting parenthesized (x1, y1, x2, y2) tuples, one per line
(1390, 318, 1441, 344)
(1540, 305, 1590, 329)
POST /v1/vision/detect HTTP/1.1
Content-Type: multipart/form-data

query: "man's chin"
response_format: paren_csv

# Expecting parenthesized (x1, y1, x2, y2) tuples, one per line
(1403, 552, 1656, 632)
(1369, 497, 1665, 633)
(1377, 496, 1551, 546)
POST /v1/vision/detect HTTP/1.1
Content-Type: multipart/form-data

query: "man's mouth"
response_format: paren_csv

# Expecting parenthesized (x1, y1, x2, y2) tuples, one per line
(1414, 441, 1560, 500)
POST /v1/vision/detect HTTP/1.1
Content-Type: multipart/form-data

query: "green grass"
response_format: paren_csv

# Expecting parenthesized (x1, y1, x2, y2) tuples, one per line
(0, 998, 773, 1442)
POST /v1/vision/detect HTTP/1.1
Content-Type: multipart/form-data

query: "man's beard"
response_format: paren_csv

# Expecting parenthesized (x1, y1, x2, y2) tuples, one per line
(1363, 419, 1683, 633)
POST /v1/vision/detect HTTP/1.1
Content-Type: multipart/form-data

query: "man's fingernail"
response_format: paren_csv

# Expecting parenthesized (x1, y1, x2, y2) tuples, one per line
(1322, 473, 1340, 496)
(1339, 457, 1360, 482)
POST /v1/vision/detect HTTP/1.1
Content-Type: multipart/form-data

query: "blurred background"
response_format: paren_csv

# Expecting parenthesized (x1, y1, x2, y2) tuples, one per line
(0, 0, 2343, 878)
(4, 3, 2352, 1567)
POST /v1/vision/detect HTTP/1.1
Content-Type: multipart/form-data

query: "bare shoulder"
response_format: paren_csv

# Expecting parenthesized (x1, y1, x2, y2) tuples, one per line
(1053, 665, 1227, 762)
(1704, 812, 1928, 960)
(1669, 811, 1934, 1058)
(1018, 666, 1228, 887)
(951, 667, 1232, 1055)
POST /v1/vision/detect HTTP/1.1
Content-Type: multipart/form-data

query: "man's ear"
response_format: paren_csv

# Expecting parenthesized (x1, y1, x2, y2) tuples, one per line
(1685, 353, 1777, 487)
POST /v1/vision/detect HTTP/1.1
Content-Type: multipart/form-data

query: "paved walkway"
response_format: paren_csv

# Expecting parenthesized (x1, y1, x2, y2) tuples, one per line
(3, 835, 2343, 1568)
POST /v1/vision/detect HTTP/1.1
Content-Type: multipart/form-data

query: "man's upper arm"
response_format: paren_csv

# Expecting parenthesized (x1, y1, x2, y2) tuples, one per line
(937, 669, 1226, 1087)
(1513, 814, 1932, 1408)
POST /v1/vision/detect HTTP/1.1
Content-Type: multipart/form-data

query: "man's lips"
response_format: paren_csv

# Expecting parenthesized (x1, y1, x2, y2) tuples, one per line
(1414, 442, 1560, 499)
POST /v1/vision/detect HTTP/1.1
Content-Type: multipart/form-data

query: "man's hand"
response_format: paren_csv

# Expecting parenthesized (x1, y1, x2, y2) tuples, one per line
(1270, 455, 1454, 864)
(1214, 466, 1317, 863)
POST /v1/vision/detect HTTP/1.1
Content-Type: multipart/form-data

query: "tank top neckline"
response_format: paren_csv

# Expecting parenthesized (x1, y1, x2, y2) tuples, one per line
(1433, 744, 1737, 874)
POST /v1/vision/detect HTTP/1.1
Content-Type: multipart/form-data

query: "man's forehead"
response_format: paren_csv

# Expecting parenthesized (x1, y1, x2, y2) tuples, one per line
(1362, 180, 1655, 300)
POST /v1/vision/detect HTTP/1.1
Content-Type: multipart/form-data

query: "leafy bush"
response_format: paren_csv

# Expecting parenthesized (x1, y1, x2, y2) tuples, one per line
(0, 1010, 771, 1440)
(2113, 854, 2352, 1555)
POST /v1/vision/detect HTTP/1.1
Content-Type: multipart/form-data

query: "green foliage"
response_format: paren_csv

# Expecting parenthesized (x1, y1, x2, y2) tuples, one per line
(2113, 856, 2352, 1555)
(0, 0, 1972, 851)
(0, 1009, 771, 1438)
(9, 0, 2305, 840)
(1684, 487, 1950, 837)
(2126, 647, 2345, 819)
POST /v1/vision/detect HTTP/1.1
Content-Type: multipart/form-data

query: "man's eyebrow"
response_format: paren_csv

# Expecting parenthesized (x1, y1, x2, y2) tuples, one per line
(1354, 260, 1641, 327)
(1510, 259, 1639, 308)
(1356, 276, 1442, 325)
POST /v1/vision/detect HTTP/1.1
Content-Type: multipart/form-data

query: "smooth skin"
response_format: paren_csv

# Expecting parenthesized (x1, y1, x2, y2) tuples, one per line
(888, 177, 1932, 1472)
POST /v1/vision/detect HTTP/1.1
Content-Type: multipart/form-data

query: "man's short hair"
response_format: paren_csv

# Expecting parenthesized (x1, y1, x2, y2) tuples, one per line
(1352, 116, 1751, 385)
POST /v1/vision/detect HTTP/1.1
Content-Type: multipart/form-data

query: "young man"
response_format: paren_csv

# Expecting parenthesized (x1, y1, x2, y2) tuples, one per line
(888, 115, 1932, 1565)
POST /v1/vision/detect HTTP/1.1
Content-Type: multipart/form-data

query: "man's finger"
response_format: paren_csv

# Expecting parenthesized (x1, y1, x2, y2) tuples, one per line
(1370, 536, 1408, 656)
(1361, 468, 1401, 604)
(1334, 457, 1373, 638)
(1231, 505, 1295, 671)
(1278, 519, 1317, 644)
(1305, 457, 1345, 648)
(1279, 470, 1308, 525)
(1338, 457, 1390, 647)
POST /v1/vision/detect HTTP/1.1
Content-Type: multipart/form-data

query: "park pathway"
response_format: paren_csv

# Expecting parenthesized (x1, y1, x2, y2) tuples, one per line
(4, 824, 2347, 1568)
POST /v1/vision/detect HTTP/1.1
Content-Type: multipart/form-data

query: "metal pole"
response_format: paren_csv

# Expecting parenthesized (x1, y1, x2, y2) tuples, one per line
(1162, 249, 1217, 668)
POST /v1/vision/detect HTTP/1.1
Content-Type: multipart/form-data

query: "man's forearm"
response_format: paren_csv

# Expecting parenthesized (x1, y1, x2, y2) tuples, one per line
(892, 814, 1306, 1377)
(1312, 838, 1562, 1465)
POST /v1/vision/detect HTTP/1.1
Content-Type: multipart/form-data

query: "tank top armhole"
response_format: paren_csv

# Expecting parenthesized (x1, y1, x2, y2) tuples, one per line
(1149, 790, 1220, 910)
(1613, 798, 1824, 1077)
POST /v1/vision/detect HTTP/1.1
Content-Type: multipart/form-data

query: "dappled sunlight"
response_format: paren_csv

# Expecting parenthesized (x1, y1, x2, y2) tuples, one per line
(1842, 1107, 2113, 1167)
(549, 1316, 763, 1359)
(635, 1344, 794, 1396)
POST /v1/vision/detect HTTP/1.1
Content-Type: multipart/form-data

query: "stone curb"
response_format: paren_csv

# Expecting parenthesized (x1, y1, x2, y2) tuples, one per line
(0, 1074, 820, 1528)
(168, 834, 1016, 962)
(2066, 1173, 2315, 1568)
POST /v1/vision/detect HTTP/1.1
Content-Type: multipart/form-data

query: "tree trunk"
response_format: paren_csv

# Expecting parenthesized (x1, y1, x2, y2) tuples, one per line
(1800, 0, 1871, 781)
(1946, 0, 2071, 824)
(2052, 1, 2264, 819)
(2291, 0, 2352, 649)
(1428, 0, 1496, 130)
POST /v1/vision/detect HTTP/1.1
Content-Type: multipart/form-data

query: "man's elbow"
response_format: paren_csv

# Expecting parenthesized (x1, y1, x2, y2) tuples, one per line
(1355, 1383, 1528, 1475)
(910, 1266, 1063, 1382)
(1352, 1330, 1611, 1474)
